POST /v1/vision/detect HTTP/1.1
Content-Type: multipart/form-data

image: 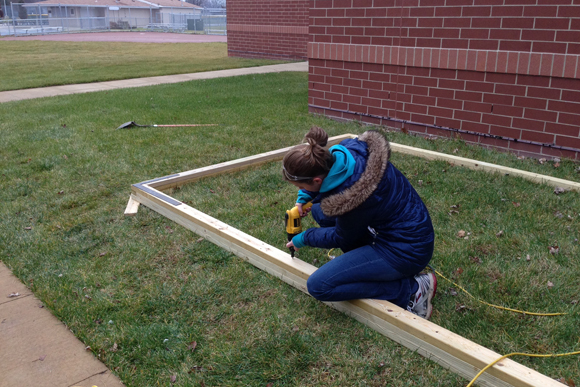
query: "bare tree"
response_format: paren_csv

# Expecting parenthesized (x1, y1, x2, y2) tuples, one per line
(185, 0, 225, 7)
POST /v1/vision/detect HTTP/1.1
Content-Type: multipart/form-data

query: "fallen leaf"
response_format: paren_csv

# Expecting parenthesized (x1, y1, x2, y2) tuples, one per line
(539, 158, 546, 164)
(188, 341, 197, 352)
(170, 374, 177, 383)
(457, 230, 466, 238)
(452, 148, 459, 154)
(85, 346, 91, 351)
(450, 204, 460, 209)
(165, 226, 173, 233)
(7, 292, 20, 298)
(547, 281, 554, 289)
(554, 211, 564, 218)
(209, 189, 215, 193)
(99, 252, 106, 257)
(549, 246, 559, 255)
(57, 190, 64, 195)
(554, 187, 566, 195)
(292, 326, 299, 332)
(111, 343, 118, 352)
(196, 237, 204, 243)
(517, 155, 525, 160)
(558, 377, 577, 387)
(496, 230, 504, 237)
(417, 180, 423, 186)
(512, 202, 520, 207)
(526, 254, 531, 261)
(25, 227, 32, 230)
(190, 365, 205, 373)
(455, 304, 467, 312)
(266, 384, 274, 387)
(469, 256, 482, 264)
(38, 355, 46, 361)
(554, 162, 560, 168)
(455, 267, 464, 275)
(449, 288, 458, 296)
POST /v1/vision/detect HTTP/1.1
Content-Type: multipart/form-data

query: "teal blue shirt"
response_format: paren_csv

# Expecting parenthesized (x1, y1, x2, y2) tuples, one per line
(295, 145, 356, 204)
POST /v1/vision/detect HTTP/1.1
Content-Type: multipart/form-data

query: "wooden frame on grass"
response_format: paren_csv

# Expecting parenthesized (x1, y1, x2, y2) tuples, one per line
(126, 134, 579, 387)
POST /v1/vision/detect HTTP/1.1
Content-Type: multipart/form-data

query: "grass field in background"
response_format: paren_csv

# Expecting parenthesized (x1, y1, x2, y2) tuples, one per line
(1, 72, 579, 386)
(0, 41, 285, 91)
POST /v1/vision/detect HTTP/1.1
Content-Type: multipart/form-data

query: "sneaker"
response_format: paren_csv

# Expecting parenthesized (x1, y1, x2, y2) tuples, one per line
(407, 272, 437, 319)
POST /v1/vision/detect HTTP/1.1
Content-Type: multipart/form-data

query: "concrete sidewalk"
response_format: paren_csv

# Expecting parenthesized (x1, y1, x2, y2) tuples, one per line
(0, 62, 308, 103)
(0, 263, 123, 387)
(0, 61, 308, 387)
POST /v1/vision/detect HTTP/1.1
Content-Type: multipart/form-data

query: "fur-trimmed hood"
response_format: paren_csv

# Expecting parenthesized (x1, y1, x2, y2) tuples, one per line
(320, 131, 391, 217)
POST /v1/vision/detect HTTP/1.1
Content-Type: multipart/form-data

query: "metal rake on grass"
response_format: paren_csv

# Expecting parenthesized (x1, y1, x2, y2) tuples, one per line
(117, 121, 218, 130)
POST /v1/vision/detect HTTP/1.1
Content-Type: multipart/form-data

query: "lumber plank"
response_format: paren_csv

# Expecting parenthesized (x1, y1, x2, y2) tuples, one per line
(131, 184, 563, 387)
(123, 194, 140, 216)
(390, 143, 580, 192)
(144, 135, 578, 194)
(147, 134, 356, 191)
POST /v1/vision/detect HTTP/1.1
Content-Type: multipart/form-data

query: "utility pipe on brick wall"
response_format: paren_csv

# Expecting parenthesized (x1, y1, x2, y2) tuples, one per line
(309, 104, 580, 155)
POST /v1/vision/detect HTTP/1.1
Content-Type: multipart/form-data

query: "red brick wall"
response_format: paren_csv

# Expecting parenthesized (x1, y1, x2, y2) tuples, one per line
(308, 0, 580, 159)
(227, 0, 309, 60)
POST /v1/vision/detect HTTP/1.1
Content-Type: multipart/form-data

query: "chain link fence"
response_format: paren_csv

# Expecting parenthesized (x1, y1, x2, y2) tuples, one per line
(0, 3, 225, 36)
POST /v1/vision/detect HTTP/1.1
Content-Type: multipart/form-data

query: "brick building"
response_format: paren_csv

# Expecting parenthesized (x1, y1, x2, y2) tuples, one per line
(228, 0, 580, 159)
(227, 0, 309, 60)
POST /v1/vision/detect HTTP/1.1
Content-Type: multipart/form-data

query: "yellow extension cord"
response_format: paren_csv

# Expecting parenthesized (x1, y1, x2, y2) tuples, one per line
(431, 267, 578, 386)
(325, 251, 579, 386)
(433, 268, 567, 316)
(466, 351, 580, 387)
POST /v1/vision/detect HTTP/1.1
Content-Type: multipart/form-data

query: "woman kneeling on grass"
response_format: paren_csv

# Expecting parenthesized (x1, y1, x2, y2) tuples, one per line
(283, 127, 437, 319)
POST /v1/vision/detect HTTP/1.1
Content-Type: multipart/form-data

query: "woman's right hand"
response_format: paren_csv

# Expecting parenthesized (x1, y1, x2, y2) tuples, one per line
(296, 203, 311, 217)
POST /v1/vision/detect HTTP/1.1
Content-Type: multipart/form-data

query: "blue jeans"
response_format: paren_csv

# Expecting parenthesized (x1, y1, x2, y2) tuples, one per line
(306, 204, 419, 309)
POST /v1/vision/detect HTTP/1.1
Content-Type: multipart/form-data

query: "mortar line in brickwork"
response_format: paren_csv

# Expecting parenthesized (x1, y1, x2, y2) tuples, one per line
(308, 104, 580, 155)
(394, 0, 404, 121)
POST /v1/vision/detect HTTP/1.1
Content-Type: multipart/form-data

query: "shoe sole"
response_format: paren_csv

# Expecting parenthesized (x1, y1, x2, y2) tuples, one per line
(424, 272, 437, 320)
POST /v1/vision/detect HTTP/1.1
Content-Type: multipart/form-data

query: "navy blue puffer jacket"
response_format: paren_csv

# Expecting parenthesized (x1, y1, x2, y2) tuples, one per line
(301, 131, 434, 275)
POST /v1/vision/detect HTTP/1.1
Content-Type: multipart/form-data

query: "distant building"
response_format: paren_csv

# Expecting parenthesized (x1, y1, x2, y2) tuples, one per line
(24, 0, 202, 29)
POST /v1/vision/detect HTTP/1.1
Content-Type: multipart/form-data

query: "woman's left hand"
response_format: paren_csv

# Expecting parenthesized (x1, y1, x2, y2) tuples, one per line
(286, 241, 298, 250)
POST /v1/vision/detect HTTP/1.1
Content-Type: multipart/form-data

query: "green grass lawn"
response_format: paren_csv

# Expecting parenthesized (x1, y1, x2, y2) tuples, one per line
(1, 72, 579, 386)
(0, 41, 285, 91)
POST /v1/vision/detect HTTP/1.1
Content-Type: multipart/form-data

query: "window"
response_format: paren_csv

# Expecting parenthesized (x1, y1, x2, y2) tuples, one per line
(71, 8, 75, 15)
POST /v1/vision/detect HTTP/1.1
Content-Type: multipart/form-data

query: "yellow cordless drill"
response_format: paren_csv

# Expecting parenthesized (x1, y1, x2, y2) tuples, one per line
(285, 202, 313, 258)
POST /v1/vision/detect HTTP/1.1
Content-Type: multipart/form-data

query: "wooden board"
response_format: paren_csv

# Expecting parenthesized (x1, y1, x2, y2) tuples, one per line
(390, 143, 580, 193)
(128, 134, 576, 386)
(124, 194, 141, 216)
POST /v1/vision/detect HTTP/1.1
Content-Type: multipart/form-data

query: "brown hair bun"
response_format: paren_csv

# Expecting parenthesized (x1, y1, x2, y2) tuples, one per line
(282, 127, 333, 183)
(303, 126, 328, 147)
